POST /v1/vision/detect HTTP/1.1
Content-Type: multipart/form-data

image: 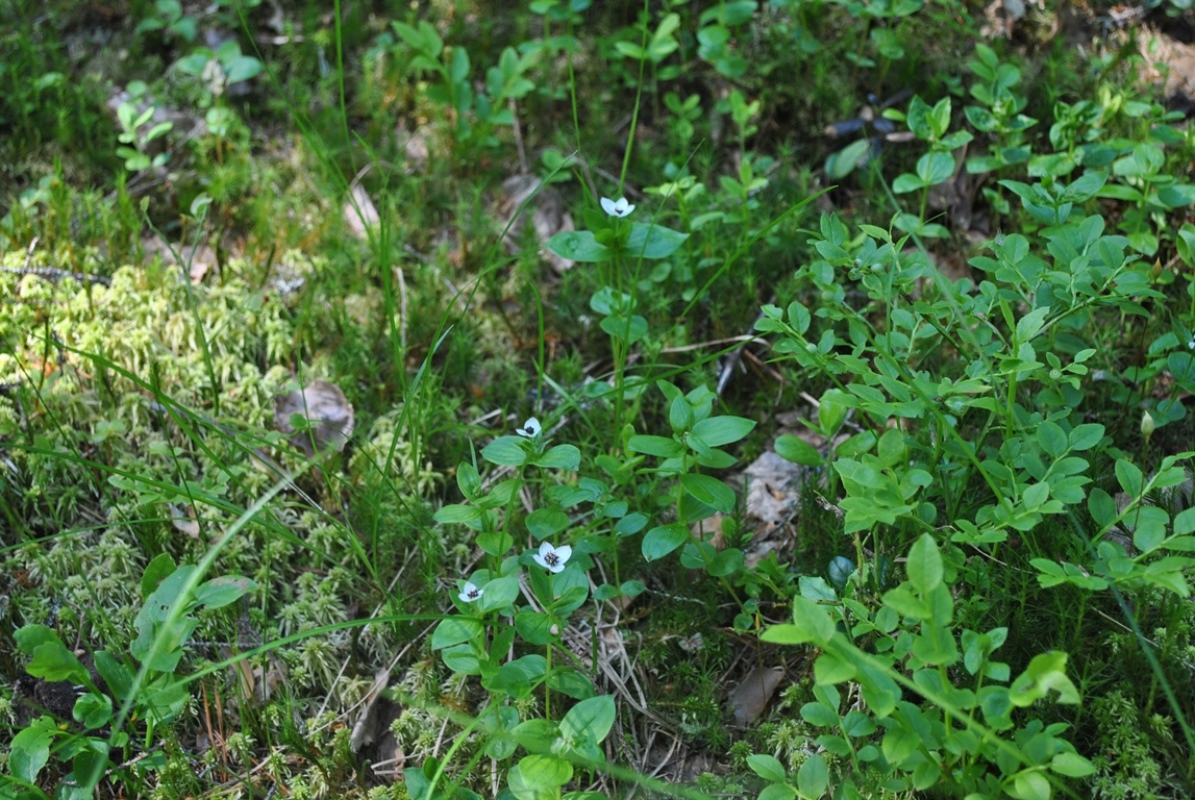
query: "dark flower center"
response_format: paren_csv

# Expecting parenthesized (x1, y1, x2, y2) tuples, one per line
(545, 553, 560, 566)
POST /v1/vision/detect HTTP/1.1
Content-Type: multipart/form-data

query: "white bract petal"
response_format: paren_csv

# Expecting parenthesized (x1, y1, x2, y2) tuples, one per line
(532, 542, 572, 573)
(459, 581, 483, 603)
(600, 196, 635, 218)
(517, 417, 542, 438)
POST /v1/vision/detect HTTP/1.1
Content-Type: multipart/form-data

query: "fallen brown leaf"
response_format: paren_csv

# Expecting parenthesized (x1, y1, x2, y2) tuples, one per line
(727, 664, 785, 726)
(274, 380, 355, 456)
(169, 503, 200, 538)
(344, 184, 380, 241)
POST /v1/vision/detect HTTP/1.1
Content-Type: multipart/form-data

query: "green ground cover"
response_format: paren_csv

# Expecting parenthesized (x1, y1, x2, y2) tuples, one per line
(4, 1, 1195, 798)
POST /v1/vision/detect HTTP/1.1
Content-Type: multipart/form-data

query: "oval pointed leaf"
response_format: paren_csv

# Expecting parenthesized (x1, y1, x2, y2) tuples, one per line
(642, 523, 689, 560)
(546, 230, 612, 262)
(533, 444, 581, 470)
(625, 223, 689, 259)
(628, 435, 684, 458)
(482, 436, 528, 466)
(680, 473, 736, 513)
(526, 508, 570, 540)
(691, 415, 756, 447)
(906, 533, 943, 594)
(560, 695, 616, 746)
(775, 433, 824, 466)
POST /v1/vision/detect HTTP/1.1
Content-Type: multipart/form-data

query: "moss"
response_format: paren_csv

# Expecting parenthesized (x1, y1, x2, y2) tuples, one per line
(0, 245, 445, 758)
(1090, 690, 1166, 800)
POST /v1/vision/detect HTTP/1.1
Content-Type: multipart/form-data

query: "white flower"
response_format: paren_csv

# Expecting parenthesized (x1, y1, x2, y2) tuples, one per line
(459, 581, 483, 603)
(516, 417, 541, 438)
(1188, 337, 1194, 350)
(600, 196, 635, 218)
(532, 542, 572, 573)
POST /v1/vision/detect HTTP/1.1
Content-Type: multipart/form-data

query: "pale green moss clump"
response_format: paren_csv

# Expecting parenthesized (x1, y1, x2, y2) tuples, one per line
(0, 247, 441, 715)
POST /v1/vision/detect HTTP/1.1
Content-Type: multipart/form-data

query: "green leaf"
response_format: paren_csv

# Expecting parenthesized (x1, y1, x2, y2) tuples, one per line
(691, 415, 755, 446)
(478, 530, 514, 557)
(615, 41, 646, 59)
(842, 710, 876, 737)
(509, 756, 573, 800)
(642, 523, 689, 561)
(669, 395, 694, 432)
(797, 754, 829, 797)
(679, 473, 736, 513)
(1088, 488, 1117, 528)
(223, 55, 263, 84)
(882, 721, 920, 765)
(534, 444, 581, 470)
(515, 611, 559, 645)
(599, 313, 648, 345)
(547, 230, 612, 262)
(27, 640, 86, 682)
(512, 719, 558, 755)
(14, 624, 61, 656)
(431, 618, 484, 650)
(1133, 506, 1169, 553)
(72, 741, 110, 792)
(906, 533, 943, 594)
(801, 701, 839, 727)
(94, 652, 133, 704)
(450, 46, 470, 83)
(625, 223, 689, 259)
(74, 691, 113, 729)
(1010, 651, 1080, 706)
(1175, 508, 1195, 536)
(747, 754, 788, 783)
(916, 151, 956, 186)
(856, 662, 900, 717)
(709, 547, 744, 577)
(627, 434, 684, 458)
(443, 651, 480, 680)
(775, 434, 823, 466)
(760, 596, 835, 647)
(1037, 421, 1067, 459)
(1115, 458, 1144, 497)
(560, 695, 616, 749)
(193, 575, 255, 610)
(758, 784, 797, 800)
(477, 576, 521, 613)
(883, 585, 928, 619)
(526, 509, 570, 540)
(892, 173, 925, 194)
(1011, 770, 1051, 800)
(546, 667, 595, 699)
(488, 654, 546, 695)
(141, 552, 177, 599)
(482, 436, 528, 466)
(1015, 307, 1049, 344)
(813, 650, 857, 684)
(435, 503, 484, 525)
(760, 779, 798, 798)
(11, 716, 55, 782)
(826, 139, 870, 179)
(905, 95, 932, 138)
(1051, 751, 1096, 778)
(1023, 481, 1050, 510)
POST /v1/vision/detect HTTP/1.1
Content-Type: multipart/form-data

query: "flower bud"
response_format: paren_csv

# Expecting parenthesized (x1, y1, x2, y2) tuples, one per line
(1141, 410, 1155, 438)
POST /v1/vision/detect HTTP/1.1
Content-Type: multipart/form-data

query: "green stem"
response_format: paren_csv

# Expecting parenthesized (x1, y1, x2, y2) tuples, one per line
(545, 642, 553, 719)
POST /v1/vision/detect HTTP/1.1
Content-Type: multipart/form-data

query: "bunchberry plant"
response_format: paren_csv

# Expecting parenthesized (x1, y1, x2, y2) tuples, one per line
(430, 417, 624, 798)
